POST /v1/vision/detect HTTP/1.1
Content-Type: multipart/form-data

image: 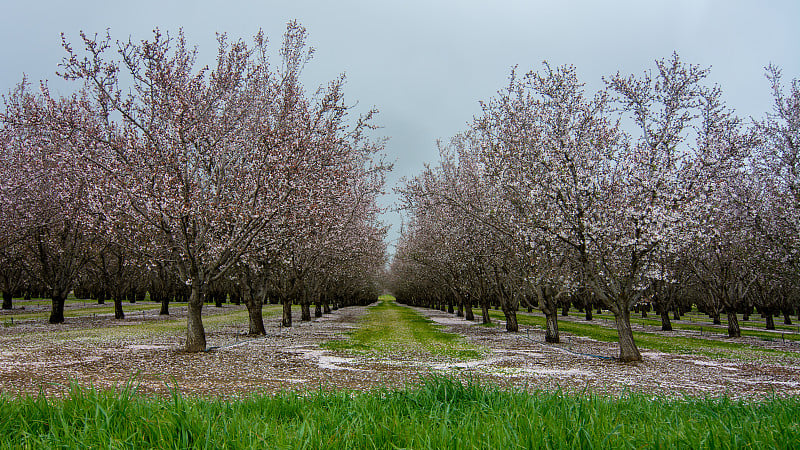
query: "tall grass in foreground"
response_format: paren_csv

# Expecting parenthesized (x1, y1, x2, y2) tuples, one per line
(1, 378, 798, 449)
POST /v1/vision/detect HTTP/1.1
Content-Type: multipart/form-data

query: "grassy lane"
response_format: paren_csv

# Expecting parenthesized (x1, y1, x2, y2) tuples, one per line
(1, 377, 798, 449)
(1, 305, 284, 344)
(489, 311, 800, 360)
(323, 295, 482, 359)
(587, 310, 800, 341)
(2, 303, 166, 322)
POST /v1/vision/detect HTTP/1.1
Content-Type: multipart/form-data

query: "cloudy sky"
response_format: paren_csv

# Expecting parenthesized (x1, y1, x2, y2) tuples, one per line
(2, 1, 798, 252)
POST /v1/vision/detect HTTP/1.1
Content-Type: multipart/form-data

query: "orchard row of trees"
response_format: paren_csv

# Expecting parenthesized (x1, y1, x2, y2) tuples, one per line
(389, 54, 799, 362)
(0, 22, 389, 352)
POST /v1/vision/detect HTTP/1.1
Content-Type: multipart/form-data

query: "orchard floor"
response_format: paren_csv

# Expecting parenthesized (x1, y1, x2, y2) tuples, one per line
(1, 301, 799, 399)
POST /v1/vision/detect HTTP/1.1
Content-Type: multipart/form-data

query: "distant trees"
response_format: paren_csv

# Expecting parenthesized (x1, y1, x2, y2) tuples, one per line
(390, 55, 799, 362)
(0, 22, 388, 351)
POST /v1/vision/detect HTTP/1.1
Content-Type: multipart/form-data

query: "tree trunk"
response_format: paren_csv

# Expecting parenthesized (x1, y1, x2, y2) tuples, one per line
(502, 308, 518, 332)
(742, 312, 750, 321)
(447, 301, 454, 314)
(465, 297, 474, 321)
(301, 302, 311, 321)
(246, 303, 266, 336)
(456, 299, 464, 317)
(114, 297, 125, 320)
(561, 304, 569, 316)
(584, 307, 593, 321)
(726, 310, 740, 338)
(783, 311, 793, 325)
(480, 301, 490, 324)
(765, 313, 775, 330)
(660, 309, 673, 331)
(641, 308, 647, 318)
(2, 291, 12, 310)
(323, 299, 331, 314)
(673, 310, 680, 321)
(48, 292, 66, 324)
(545, 310, 559, 343)
(159, 296, 169, 315)
(613, 308, 641, 362)
(185, 283, 206, 352)
(315, 302, 322, 318)
(282, 299, 292, 327)
(712, 312, 722, 325)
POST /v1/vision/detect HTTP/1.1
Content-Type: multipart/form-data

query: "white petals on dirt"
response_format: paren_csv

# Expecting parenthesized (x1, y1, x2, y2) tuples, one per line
(1, 304, 799, 398)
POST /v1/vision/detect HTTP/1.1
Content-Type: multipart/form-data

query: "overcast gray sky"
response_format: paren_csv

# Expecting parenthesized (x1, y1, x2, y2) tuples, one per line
(2, 1, 799, 253)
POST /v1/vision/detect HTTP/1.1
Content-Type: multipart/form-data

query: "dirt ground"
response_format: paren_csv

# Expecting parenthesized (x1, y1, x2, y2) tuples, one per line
(1, 303, 799, 399)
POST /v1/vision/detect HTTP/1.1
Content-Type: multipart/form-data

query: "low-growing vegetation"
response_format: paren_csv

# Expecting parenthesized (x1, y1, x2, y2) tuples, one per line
(1, 377, 798, 449)
(323, 296, 482, 359)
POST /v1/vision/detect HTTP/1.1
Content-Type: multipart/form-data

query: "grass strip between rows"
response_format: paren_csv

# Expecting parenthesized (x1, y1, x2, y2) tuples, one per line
(488, 311, 799, 360)
(322, 296, 482, 359)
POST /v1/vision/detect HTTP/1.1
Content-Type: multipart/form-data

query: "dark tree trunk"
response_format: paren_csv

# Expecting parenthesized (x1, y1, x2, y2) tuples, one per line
(712, 312, 722, 325)
(613, 307, 641, 362)
(561, 304, 569, 316)
(585, 307, 593, 321)
(185, 283, 206, 352)
(742, 312, 750, 321)
(315, 302, 322, 318)
(480, 301, 490, 324)
(765, 313, 775, 330)
(215, 294, 223, 308)
(726, 310, 741, 338)
(447, 301, 454, 314)
(301, 302, 311, 321)
(660, 309, 673, 331)
(2, 291, 12, 310)
(456, 299, 464, 317)
(673, 310, 680, 321)
(641, 308, 647, 318)
(545, 310, 559, 343)
(464, 296, 474, 321)
(159, 296, 170, 315)
(783, 311, 792, 325)
(246, 301, 266, 336)
(49, 292, 66, 324)
(323, 300, 331, 314)
(502, 307, 518, 332)
(282, 299, 292, 327)
(114, 297, 125, 320)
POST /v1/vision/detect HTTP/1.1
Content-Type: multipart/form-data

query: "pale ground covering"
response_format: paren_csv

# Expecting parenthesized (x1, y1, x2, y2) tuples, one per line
(1, 300, 799, 398)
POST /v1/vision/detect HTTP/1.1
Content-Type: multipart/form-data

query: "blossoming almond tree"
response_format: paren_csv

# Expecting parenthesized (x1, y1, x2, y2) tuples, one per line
(58, 23, 337, 351)
(0, 82, 105, 323)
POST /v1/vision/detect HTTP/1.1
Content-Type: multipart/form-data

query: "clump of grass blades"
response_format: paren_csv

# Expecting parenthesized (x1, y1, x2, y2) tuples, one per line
(1, 377, 798, 449)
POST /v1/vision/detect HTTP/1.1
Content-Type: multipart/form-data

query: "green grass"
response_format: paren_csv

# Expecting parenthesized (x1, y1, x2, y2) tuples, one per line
(0, 377, 797, 449)
(322, 296, 482, 359)
(2, 303, 166, 322)
(2, 305, 284, 344)
(492, 311, 800, 360)
(587, 310, 800, 341)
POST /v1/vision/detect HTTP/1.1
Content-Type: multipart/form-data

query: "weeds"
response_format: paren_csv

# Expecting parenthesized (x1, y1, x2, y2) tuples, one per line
(1, 377, 797, 449)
